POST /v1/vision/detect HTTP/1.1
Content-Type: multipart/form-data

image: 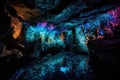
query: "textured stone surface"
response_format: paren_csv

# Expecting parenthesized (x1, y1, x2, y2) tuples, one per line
(8, 0, 119, 24)
(11, 52, 95, 80)
(0, 0, 120, 80)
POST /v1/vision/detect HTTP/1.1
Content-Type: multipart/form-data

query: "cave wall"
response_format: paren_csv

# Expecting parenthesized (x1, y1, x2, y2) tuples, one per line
(0, 0, 120, 80)
(0, 0, 120, 57)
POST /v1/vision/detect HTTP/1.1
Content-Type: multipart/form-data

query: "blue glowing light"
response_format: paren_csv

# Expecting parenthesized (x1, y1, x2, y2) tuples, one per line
(60, 67, 69, 74)
(24, 7, 120, 53)
(25, 22, 65, 53)
(99, 29, 104, 36)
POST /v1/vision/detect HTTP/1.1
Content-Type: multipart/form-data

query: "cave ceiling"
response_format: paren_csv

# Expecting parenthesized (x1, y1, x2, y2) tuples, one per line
(7, 0, 120, 39)
(9, 0, 119, 24)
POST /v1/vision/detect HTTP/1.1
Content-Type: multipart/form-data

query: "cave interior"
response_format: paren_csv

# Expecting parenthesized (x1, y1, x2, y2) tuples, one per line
(0, 0, 120, 80)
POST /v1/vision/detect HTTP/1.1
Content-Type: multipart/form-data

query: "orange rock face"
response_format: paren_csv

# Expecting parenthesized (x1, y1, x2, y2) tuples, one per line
(11, 17, 22, 39)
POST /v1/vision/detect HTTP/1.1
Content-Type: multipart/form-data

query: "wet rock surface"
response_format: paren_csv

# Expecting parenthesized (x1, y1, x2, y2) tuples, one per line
(11, 52, 95, 80)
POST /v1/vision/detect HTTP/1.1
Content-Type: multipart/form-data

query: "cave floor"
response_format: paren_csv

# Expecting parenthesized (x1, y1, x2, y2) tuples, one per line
(10, 52, 95, 80)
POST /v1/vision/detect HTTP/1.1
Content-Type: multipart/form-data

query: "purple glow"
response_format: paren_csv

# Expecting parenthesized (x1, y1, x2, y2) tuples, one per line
(41, 22, 47, 27)
(48, 24, 54, 30)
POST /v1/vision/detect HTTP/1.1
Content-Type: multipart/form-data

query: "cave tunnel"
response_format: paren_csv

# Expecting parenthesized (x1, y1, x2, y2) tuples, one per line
(0, 0, 120, 80)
